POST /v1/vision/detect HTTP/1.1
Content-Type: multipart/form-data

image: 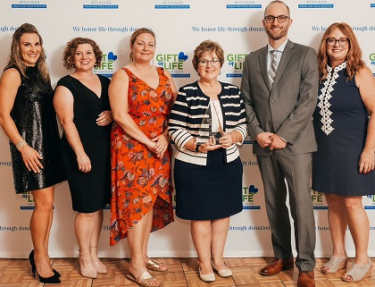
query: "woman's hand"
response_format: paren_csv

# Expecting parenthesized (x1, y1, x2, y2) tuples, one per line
(218, 133, 233, 149)
(20, 145, 43, 173)
(96, 110, 113, 126)
(198, 142, 222, 153)
(151, 133, 169, 158)
(359, 149, 375, 174)
(76, 152, 91, 173)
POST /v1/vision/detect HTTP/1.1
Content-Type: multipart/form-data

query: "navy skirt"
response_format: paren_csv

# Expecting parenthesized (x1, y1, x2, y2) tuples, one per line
(174, 148, 243, 220)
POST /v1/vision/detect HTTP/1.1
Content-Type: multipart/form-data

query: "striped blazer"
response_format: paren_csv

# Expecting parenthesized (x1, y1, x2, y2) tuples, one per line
(168, 81, 247, 166)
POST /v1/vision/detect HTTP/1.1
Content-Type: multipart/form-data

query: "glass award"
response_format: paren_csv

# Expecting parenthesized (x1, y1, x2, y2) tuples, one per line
(199, 104, 222, 146)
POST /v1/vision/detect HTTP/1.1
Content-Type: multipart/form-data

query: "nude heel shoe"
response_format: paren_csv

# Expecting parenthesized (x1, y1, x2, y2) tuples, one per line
(90, 247, 107, 274)
(79, 252, 97, 278)
(342, 257, 372, 282)
(322, 254, 348, 274)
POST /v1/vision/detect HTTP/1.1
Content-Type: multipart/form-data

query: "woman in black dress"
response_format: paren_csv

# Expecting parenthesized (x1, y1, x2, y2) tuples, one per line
(0, 23, 64, 283)
(53, 38, 112, 279)
(313, 22, 375, 282)
(168, 40, 247, 282)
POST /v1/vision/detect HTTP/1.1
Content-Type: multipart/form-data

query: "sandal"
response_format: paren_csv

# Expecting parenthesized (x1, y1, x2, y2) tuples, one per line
(347, 258, 354, 270)
(322, 255, 348, 274)
(146, 259, 168, 272)
(342, 258, 372, 282)
(126, 271, 161, 287)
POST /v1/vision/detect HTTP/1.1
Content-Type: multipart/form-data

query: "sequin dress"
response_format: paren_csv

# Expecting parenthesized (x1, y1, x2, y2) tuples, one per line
(312, 62, 375, 195)
(110, 67, 174, 245)
(9, 66, 65, 194)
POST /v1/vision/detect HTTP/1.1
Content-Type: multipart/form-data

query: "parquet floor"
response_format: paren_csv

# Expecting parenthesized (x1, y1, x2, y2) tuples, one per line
(0, 257, 375, 287)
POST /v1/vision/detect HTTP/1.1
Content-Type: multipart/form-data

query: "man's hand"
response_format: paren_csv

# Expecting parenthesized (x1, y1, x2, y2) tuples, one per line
(269, 134, 287, 150)
(256, 132, 274, 148)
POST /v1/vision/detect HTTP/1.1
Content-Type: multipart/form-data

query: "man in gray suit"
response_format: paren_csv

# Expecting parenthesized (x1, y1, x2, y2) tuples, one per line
(240, 1, 318, 287)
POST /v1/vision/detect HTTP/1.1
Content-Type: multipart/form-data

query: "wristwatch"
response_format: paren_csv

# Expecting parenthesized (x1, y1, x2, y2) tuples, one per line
(195, 142, 202, 152)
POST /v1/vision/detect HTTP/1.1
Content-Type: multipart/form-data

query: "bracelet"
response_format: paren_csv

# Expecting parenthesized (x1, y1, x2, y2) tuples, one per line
(16, 140, 28, 150)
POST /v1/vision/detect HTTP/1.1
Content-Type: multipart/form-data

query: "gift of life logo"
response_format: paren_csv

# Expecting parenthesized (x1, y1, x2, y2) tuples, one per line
(227, 53, 247, 73)
(367, 195, 375, 205)
(370, 53, 375, 66)
(311, 190, 326, 206)
(156, 52, 188, 72)
(171, 185, 177, 208)
(11, 0, 47, 8)
(90, 0, 113, 3)
(243, 184, 258, 206)
(19, 192, 35, 206)
(94, 52, 117, 76)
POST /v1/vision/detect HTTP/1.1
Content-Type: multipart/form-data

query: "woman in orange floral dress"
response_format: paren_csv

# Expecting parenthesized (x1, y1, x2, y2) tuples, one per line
(109, 28, 177, 287)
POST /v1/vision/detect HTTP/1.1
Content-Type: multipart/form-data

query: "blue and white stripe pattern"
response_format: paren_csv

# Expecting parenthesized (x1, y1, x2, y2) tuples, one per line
(168, 81, 247, 166)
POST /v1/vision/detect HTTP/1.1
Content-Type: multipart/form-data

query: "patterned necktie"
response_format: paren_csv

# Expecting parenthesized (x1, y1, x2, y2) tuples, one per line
(268, 50, 278, 87)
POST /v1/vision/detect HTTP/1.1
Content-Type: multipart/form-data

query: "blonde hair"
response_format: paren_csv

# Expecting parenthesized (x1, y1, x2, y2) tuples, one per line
(129, 28, 156, 61)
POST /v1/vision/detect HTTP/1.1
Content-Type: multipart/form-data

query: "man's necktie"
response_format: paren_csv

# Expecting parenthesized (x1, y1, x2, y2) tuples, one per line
(268, 50, 278, 87)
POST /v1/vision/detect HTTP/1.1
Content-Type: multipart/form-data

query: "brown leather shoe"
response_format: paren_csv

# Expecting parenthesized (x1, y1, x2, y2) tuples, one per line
(297, 271, 315, 287)
(259, 258, 294, 276)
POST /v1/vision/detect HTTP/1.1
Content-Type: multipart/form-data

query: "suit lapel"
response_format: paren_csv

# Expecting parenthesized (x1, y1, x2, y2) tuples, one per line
(273, 40, 295, 88)
(258, 46, 271, 91)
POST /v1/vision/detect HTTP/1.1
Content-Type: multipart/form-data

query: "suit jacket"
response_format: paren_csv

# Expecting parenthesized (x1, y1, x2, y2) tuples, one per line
(240, 40, 319, 156)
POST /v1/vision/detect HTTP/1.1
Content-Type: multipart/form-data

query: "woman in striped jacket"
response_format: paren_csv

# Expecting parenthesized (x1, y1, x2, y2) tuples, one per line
(168, 40, 247, 283)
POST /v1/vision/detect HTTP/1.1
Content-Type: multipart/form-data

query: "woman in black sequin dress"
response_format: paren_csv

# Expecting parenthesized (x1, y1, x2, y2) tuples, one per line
(0, 23, 64, 283)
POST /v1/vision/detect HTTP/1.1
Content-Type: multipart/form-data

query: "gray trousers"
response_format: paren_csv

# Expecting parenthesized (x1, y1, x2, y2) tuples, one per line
(257, 150, 316, 271)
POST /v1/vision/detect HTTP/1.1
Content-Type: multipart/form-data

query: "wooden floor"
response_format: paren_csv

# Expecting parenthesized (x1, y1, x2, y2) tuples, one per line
(0, 257, 374, 287)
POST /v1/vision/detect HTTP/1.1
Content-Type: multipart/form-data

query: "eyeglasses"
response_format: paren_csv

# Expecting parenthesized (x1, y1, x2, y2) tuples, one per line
(264, 15, 289, 23)
(326, 38, 349, 47)
(198, 59, 220, 66)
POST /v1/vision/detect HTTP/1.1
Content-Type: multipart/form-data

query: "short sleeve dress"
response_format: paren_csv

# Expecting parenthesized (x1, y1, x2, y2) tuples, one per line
(9, 66, 65, 194)
(312, 62, 375, 195)
(56, 75, 111, 213)
(110, 67, 174, 246)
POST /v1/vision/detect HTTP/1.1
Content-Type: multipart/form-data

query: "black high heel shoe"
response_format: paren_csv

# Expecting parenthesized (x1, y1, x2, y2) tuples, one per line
(28, 250, 61, 284)
(29, 250, 61, 277)
(53, 269, 61, 278)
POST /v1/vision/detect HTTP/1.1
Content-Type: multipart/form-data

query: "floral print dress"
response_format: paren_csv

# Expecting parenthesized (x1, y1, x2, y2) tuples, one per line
(110, 67, 174, 245)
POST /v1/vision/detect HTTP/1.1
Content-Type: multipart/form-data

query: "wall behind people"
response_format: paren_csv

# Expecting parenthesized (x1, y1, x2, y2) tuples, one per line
(0, 0, 375, 258)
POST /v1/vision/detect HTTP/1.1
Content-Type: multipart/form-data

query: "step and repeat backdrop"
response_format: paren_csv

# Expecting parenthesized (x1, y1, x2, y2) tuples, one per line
(1, 0, 375, 259)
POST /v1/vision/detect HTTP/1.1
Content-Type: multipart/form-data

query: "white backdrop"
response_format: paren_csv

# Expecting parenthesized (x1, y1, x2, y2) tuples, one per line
(1, 0, 375, 259)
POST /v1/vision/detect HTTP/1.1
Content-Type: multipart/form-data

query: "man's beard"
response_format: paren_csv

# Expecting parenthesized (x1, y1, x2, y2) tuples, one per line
(266, 26, 288, 41)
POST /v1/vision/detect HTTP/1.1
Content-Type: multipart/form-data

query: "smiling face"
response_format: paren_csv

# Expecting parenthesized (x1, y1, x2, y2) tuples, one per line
(130, 32, 155, 62)
(326, 28, 349, 67)
(19, 33, 41, 67)
(197, 51, 221, 81)
(263, 2, 292, 43)
(73, 43, 96, 72)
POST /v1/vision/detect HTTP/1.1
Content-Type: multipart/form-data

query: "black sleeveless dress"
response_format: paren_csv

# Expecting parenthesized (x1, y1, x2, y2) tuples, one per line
(56, 75, 111, 213)
(9, 66, 65, 194)
(312, 62, 375, 195)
